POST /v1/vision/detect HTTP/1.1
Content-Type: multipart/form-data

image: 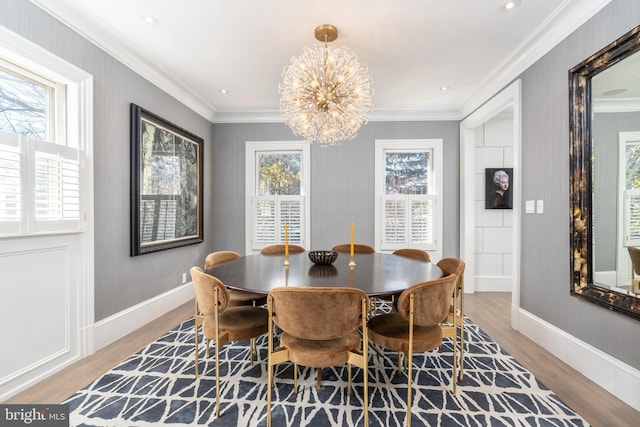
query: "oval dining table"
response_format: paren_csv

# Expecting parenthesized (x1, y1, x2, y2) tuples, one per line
(205, 251, 443, 297)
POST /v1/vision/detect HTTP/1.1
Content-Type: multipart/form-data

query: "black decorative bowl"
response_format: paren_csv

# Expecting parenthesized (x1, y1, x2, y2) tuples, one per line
(308, 250, 338, 266)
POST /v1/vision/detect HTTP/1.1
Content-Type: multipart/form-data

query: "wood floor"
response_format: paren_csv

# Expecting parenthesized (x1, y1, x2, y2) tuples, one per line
(4, 293, 639, 426)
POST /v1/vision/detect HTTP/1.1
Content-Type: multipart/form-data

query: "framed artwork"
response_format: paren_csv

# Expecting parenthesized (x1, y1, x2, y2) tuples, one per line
(485, 168, 513, 209)
(130, 104, 204, 256)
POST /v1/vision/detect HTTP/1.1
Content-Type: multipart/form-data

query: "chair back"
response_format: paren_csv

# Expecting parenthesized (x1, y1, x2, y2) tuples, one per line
(629, 247, 640, 276)
(260, 244, 305, 255)
(190, 266, 230, 314)
(204, 250, 240, 269)
(331, 243, 375, 254)
(269, 287, 367, 340)
(392, 248, 430, 262)
(396, 274, 457, 328)
(437, 258, 465, 291)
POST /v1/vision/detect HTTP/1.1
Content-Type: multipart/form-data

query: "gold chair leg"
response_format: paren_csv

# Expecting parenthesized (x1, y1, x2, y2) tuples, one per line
(194, 320, 199, 378)
(215, 341, 220, 418)
(459, 315, 465, 381)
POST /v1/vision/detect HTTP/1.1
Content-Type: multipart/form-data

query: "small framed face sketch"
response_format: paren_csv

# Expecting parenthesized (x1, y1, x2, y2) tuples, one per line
(485, 168, 513, 210)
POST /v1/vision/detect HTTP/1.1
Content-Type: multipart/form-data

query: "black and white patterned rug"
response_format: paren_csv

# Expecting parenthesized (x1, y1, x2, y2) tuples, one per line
(66, 316, 589, 426)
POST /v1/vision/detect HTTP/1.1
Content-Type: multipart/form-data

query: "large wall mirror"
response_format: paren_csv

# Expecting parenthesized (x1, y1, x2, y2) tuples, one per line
(569, 24, 640, 320)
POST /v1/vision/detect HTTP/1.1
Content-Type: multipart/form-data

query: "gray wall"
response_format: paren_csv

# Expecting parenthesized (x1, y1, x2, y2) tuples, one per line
(211, 121, 460, 255)
(2, 0, 215, 321)
(516, 0, 640, 369)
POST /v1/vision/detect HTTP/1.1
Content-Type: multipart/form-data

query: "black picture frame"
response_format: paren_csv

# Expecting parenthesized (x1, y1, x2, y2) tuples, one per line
(130, 104, 203, 256)
(485, 168, 513, 209)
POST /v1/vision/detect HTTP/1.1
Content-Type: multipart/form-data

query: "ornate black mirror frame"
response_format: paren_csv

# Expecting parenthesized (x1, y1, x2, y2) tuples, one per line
(569, 25, 640, 320)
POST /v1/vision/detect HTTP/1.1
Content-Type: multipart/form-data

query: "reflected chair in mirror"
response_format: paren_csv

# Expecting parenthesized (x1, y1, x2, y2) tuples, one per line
(266, 287, 369, 427)
(628, 247, 640, 294)
(437, 258, 466, 383)
(367, 274, 457, 427)
(331, 243, 376, 253)
(204, 251, 267, 308)
(260, 244, 305, 255)
(190, 267, 269, 418)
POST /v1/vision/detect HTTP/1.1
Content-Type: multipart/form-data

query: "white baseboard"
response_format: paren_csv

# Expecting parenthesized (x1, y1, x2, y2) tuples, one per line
(518, 308, 640, 412)
(92, 282, 194, 352)
(475, 276, 512, 292)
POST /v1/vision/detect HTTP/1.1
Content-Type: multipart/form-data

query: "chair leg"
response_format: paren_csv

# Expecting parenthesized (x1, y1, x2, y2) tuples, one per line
(250, 337, 256, 366)
(348, 363, 352, 395)
(267, 359, 273, 427)
(294, 363, 298, 394)
(194, 321, 199, 378)
(459, 318, 465, 381)
(215, 341, 220, 418)
(316, 368, 322, 390)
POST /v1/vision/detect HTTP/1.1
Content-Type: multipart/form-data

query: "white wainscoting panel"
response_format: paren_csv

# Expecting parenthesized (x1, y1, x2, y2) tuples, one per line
(0, 235, 80, 401)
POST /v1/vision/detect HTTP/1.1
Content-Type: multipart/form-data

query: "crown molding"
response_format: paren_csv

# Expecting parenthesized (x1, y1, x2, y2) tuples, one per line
(458, 0, 613, 119)
(211, 108, 462, 124)
(31, 0, 218, 122)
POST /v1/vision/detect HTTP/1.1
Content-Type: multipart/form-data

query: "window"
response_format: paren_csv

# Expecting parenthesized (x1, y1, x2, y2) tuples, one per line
(375, 139, 443, 254)
(622, 132, 640, 246)
(0, 57, 83, 236)
(246, 141, 310, 252)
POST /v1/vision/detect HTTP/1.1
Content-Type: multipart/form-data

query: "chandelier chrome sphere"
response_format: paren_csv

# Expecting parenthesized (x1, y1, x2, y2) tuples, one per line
(279, 24, 373, 146)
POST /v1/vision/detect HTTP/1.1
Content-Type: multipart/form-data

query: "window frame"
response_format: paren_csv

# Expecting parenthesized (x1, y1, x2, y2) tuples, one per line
(245, 141, 310, 253)
(0, 37, 89, 238)
(374, 139, 443, 259)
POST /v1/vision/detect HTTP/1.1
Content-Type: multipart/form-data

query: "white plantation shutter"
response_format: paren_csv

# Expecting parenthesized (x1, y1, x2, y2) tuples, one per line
(384, 196, 407, 244)
(0, 134, 21, 234)
(0, 131, 82, 235)
(624, 189, 640, 246)
(382, 195, 436, 249)
(252, 195, 303, 247)
(410, 197, 435, 246)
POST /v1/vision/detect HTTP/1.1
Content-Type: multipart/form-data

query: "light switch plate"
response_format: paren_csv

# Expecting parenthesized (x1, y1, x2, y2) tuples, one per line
(536, 200, 544, 214)
(526, 200, 535, 214)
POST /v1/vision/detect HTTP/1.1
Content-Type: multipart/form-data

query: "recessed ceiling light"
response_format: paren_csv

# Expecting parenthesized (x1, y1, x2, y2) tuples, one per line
(602, 88, 627, 96)
(219, 89, 229, 94)
(140, 15, 159, 25)
(502, 0, 521, 11)
(440, 86, 450, 91)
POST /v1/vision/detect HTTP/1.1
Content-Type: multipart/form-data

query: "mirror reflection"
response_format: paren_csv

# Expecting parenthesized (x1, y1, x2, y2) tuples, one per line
(592, 50, 640, 297)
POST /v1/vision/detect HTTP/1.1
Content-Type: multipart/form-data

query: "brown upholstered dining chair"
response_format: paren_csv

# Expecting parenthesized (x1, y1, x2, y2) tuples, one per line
(628, 247, 640, 294)
(331, 243, 376, 253)
(266, 287, 369, 427)
(437, 258, 466, 383)
(204, 251, 267, 307)
(260, 244, 305, 255)
(392, 248, 431, 262)
(367, 274, 457, 427)
(190, 267, 269, 418)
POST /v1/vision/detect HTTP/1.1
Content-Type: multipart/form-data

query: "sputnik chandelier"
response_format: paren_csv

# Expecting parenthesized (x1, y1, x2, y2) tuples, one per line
(279, 24, 373, 146)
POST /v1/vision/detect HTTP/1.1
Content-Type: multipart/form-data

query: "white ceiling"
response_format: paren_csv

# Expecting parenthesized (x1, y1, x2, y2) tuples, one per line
(32, 0, 612, 122)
